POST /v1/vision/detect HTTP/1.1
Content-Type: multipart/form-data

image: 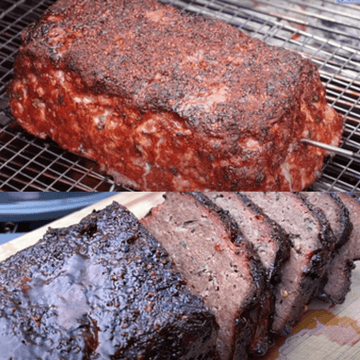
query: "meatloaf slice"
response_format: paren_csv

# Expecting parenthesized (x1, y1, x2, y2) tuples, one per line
(300, 192, 353, 303)
(244, 192, 335, 335)
(0, 202, 218, 360)
(141, 192, 266, 360)
(301, 192, 352, 251)
(208, 192, 291, 284)
(207, 192, 291, 355)
(8, 0, 343, 191)
(322, 194, 360, 304)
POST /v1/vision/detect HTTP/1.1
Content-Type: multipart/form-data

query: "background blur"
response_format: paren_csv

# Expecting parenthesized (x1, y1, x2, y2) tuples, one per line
(0, 192, 116, 244)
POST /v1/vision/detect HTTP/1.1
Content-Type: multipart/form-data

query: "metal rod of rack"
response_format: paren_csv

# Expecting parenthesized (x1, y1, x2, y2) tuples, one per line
(301, 139, 360, 160)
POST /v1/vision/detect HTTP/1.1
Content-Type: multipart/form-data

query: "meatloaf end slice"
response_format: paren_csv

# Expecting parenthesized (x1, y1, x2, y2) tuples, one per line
(0, 202, 218, 360)
(244, 192, 335, 335)
(8, 0, 343, 191)
(300, 192, 353, 304)
(207, 192, 291, 355)
(322, 193, 360, 304)
(141, 192, 267, 360)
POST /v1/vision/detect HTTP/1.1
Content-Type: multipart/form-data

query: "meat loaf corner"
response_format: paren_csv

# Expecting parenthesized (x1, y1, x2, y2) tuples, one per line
(0, 202, 218, 359)
(8, 0, 344, 191)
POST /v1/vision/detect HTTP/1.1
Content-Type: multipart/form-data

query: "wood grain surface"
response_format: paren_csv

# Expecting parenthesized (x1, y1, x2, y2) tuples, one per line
(1, 192, 359, 359)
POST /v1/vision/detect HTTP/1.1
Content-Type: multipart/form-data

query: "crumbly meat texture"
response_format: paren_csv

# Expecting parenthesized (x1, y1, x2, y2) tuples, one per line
(322, 194, 360, 304)
(8, 0, 343, 191)
(300, 192, 352, 304)
(207, 192, 291, 356)
(141, 192, 267, 360)
(0, 202, 218, 360)
(209, 192, 290, 282)
(244, 192, 335, 335)
(301, 192, 352, 251)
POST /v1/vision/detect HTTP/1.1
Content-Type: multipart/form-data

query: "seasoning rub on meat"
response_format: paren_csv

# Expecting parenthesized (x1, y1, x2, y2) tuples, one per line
(8, 0, 344, 191)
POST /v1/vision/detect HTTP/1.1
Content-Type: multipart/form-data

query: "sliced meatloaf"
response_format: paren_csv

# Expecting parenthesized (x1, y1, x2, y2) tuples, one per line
(207, 192, 291, 355)
(0, 202, 218, 360)
(301, 192, 352, 251)
(300, 192, 353, 303)
(322, 193, 360, 304)
(141, 192, 267, 360)
(244, 192, 335, 335)
(208, 192, 291, 284)
(8, 0, 343, 191)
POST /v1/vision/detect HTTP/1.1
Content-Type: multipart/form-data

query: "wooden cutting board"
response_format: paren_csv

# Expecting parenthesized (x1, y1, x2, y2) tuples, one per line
(1, 192, 359, 360)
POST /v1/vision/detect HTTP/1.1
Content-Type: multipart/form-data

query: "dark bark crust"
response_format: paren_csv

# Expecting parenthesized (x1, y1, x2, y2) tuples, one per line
(0, 202, 217, 360)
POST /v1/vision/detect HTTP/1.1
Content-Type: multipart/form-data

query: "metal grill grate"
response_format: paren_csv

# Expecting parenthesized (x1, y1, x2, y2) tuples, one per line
(1, 0, 360, 192)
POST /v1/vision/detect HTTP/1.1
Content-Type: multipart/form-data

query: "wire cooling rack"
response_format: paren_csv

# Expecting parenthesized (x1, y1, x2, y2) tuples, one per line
(0, 0, 360, 192)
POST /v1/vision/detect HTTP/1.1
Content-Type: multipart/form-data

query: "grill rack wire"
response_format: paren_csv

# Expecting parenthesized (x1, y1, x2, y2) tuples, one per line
(0, 0, 360, 192)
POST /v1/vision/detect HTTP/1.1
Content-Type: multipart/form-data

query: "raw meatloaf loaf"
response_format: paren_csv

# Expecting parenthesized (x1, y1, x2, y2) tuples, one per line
(8, 0, 343, 191)
(0, 202, 218, 360)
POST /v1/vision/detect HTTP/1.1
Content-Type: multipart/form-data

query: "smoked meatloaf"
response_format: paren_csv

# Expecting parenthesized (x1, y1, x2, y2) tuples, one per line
(141, 192, 267, 360)
(1, 192, 360, 359)
(207, 192, 291, 355)
(8, 0, 344, 191)
(300, 192, 353, 304)
(321, 193, 360, 304)
(244, 192, 336, 335)
(0, 202, 218, 360)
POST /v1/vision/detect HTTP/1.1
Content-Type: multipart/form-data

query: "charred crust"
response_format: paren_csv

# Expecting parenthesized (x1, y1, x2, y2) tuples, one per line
(329, 192, 353, 250)
(0, 201, 218, 359)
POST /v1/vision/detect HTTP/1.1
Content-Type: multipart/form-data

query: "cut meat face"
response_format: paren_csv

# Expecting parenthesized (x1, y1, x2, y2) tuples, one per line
(0, 203, 218, 360)
(141, 192, 266, 360)
(8, 0, 344, 191)
(301, 192, 351, 251)
(244, 192, 335, 335)
(300, 192, 353, 303)
(207, 192, 291, 355)
(208, 192, 290, 284)
(322, 194, 360, 304)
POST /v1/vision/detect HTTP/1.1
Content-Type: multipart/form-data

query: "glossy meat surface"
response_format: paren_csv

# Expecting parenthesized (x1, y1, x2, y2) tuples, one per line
(8, 0, 344, 191)
(0, 202, 218, 359)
